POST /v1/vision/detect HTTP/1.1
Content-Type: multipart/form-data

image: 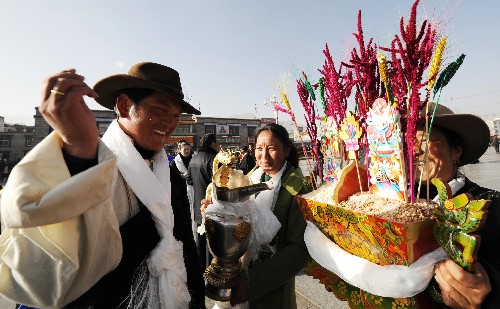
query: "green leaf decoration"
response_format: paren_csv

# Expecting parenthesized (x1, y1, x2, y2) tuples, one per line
(319, 77, 327, 112)
(431, 178, 489, 271)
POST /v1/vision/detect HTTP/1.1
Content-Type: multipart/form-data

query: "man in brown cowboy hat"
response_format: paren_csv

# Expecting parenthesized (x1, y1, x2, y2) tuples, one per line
(0, 62, 205, 308)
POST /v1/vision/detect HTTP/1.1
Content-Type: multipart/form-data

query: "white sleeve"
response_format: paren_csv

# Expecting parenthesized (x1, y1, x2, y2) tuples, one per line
(0, 132, 122, 308)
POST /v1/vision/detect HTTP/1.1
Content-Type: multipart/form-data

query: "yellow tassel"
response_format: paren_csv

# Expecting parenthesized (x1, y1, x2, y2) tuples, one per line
(428, 36, 447, 91)
(282, 91, 292, 112)
(377, 53, 389, 84)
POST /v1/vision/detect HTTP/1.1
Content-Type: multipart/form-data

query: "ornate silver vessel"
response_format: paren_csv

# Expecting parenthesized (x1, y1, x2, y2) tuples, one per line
(204, 183, 270, 301)
(204, 213, 252, 301)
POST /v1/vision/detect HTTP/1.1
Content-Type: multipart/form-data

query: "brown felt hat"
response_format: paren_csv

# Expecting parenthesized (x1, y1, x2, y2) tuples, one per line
(422, 104, 490, 166)
(93, 62, 200, 115)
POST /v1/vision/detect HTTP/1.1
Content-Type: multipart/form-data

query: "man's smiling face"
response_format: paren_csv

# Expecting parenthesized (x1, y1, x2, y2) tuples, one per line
(120, 91, 182, 151)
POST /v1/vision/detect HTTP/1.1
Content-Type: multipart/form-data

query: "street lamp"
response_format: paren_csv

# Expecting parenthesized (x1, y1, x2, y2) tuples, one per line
(264, 95, 279, 124)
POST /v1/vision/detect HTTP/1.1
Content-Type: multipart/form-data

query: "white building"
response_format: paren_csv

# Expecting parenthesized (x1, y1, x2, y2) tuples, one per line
(493, 118, 500, 136)
(486, 120, 495, 136)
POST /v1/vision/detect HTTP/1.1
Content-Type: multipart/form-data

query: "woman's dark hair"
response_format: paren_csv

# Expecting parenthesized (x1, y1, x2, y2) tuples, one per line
(256, 123, 299, 168)
(200, 133, 216, 148)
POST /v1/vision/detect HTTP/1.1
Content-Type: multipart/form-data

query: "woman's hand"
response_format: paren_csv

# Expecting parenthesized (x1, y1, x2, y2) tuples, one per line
(434, 259, 491, 309)
(200, 199, 212, 216)
(39, 69, 99, 159)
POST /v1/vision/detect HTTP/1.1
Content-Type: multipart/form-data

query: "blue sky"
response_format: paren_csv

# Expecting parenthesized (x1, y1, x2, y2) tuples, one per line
(1, 0, 499, 126)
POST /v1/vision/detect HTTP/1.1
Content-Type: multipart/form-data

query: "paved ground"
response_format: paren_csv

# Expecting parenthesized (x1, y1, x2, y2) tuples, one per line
(1, 147, 499, 308)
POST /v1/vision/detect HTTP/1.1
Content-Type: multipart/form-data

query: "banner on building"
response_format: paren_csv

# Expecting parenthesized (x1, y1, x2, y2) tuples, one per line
(216, 124, 229, 135)
(260, 118, 276, 125)
(165, 136, 195, 145)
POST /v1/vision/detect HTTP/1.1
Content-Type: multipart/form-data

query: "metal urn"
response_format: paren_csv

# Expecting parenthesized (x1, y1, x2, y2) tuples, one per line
(204, 183, 270, 301)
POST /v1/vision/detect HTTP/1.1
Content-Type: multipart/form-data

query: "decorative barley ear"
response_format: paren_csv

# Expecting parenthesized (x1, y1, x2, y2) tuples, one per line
(377, 53, 389, 84)
(427, 36, 447, 92)
(233, 222, 251, 243)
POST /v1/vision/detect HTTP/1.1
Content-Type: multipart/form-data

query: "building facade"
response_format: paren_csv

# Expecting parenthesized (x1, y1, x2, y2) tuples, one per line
(164, 114, 197, 154)
(0, 121, 34, 162)
(31, 109, 264, 155)
(192, 116, 261, 150)
(33, 107, 117, 146)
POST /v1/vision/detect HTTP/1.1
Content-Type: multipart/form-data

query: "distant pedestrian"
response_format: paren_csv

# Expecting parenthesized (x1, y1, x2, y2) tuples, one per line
(248, 142, 255, 160)
(493, 136, 499, 153)
(236, 145, 256, 175)
(1, 159, 9, 182)
(170, 140, 196, 239)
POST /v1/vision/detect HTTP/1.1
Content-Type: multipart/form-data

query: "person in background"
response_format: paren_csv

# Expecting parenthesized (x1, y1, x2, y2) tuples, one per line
(236, 145, 256, 175)
(187, 133, 217, 269)
(170, 140, 196, 239)
(167, 152, 176, 163)
(0, 62, 205, 308)
(1, 159, 9, 182)
(207, 123, 310, 308)
(248, 142, 255, 161)
(414, 104, 499, 308)
(492, 136, 499, 154)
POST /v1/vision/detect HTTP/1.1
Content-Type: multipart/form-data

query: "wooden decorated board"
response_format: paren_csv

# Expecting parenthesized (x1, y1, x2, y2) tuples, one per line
(319, 116, 343, 184)
(366, 98, 407, 201)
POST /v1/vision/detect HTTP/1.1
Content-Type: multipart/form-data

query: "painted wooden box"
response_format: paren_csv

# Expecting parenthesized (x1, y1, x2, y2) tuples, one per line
(296, 195, 438, 266)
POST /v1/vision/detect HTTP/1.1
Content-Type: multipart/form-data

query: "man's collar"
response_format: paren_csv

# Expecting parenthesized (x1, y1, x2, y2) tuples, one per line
(133, 142, 156, 160)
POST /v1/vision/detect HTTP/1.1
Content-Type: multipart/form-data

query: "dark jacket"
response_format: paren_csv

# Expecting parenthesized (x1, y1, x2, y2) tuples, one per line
(246, 165, 310, 309)
(169, 164, 206, 308)
(453, 176, 500, 308)
(237, 153, 256, 175)
(187, 146, 217, 224)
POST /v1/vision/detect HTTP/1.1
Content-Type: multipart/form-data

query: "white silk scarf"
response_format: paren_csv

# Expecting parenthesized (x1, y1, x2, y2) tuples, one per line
(173, 154, 188, 175)
(249, 162, 288, 212)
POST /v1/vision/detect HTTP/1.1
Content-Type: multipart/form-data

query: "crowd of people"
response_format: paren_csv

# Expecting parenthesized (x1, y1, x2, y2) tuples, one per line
(0, 61, 497, 309)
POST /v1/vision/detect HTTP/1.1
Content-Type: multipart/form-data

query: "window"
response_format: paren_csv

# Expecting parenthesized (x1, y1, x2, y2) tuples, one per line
(175, 124, 191, 134)
(25, 137, 33, 147)
(247, 126, 257, 137)
(0, 152, 9, 161)
(205, 125, 216, 134)
(0, 137, 10, 147)
(229, 126, 239, 136)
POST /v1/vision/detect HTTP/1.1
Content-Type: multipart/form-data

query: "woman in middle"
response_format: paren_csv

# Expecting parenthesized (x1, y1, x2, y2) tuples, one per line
(170, 140, 196, 238)
(209, 123, 310, 308)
